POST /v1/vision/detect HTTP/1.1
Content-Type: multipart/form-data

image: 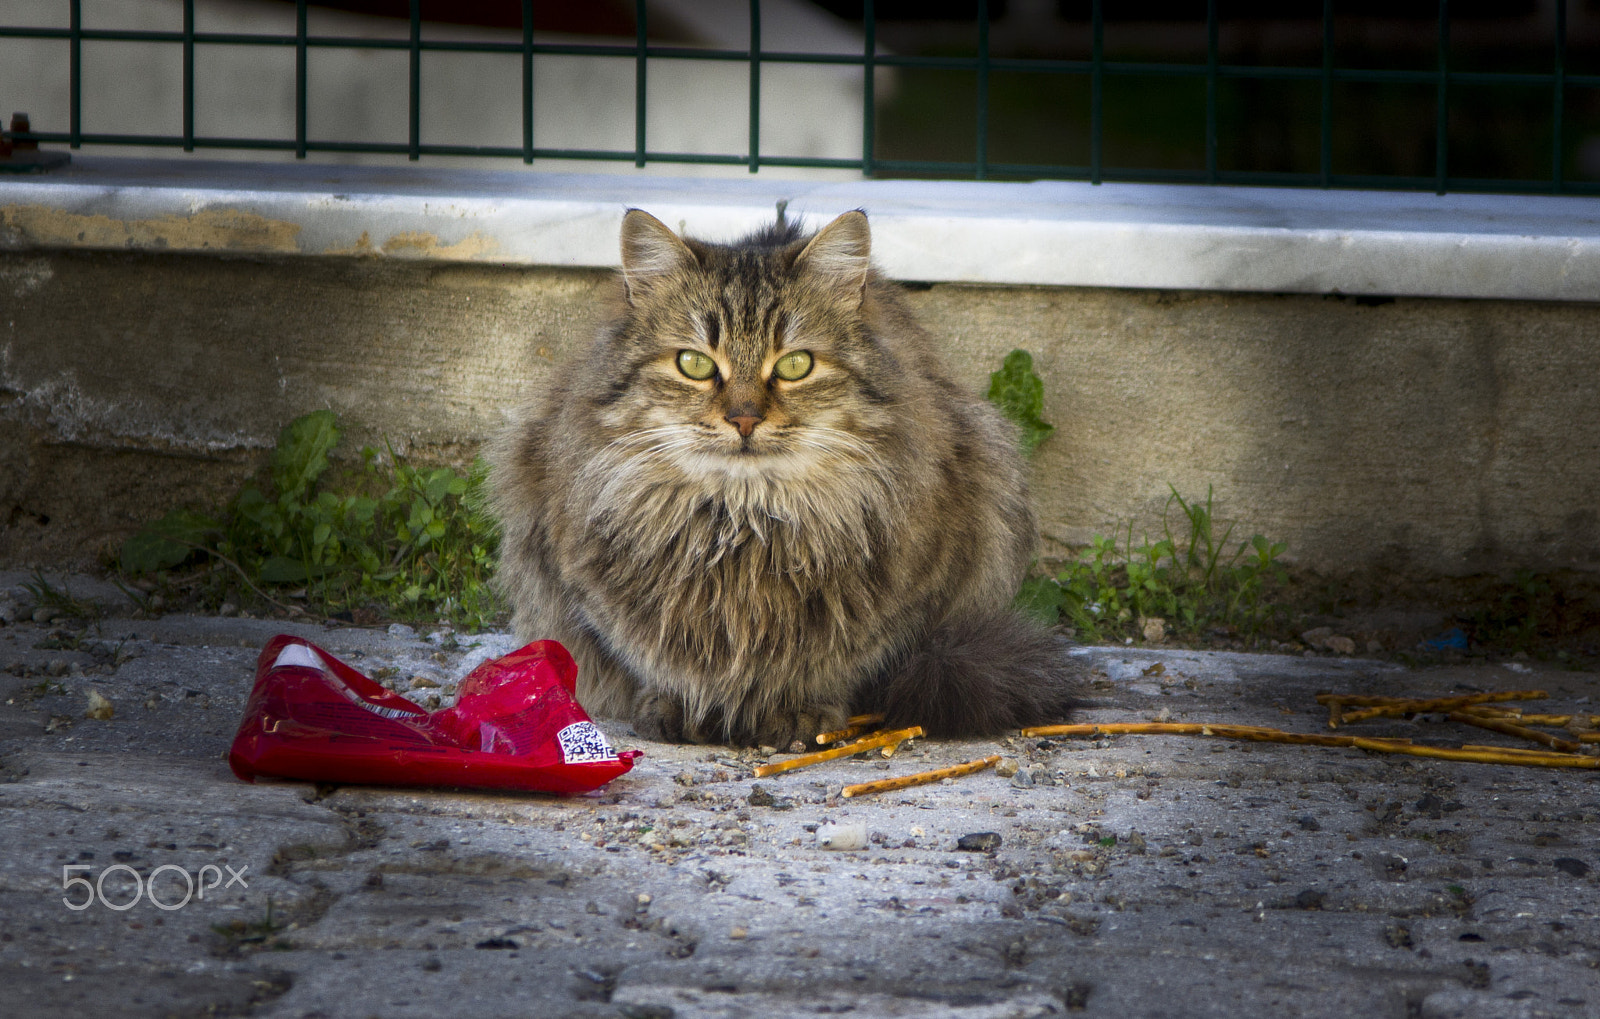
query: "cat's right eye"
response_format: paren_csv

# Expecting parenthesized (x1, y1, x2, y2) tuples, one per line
(676, 350, 717, 381)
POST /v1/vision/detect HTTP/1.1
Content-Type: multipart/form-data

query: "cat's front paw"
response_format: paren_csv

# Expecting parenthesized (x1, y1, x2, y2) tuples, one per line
(746, 703, 849, 751)
(631, 691, 725, 744)
(630, 690, 687, 743)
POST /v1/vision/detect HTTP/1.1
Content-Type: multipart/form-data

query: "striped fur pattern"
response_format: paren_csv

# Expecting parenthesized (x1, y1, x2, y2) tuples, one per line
(488, 209, 1077, 746)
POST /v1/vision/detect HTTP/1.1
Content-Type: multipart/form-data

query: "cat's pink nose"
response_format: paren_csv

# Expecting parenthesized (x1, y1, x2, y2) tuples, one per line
(726, 412, 763, 437)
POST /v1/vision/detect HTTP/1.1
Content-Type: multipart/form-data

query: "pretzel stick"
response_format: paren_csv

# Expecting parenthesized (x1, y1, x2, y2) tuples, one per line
(1019, 722, 1411, 749)
(816, 724, 867, 744)
(1446, 711, 1585, 753)
(1463, 709, 1600, 728)
(1331, 692, 1548, 726)
(1314, 691, 1545, 708)
(1347, 738, 1600, 768)
(816, 713, 888, 745)
(1328, 700, 1346, 729)
(1023, 720, 1600, 769)
(841, 755, 1000, 798)
(753, 726, 923, 778)
(1460, 744, 1574, 757)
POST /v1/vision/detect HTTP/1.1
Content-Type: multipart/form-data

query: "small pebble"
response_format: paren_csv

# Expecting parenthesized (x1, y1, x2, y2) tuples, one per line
(816, 823, 868, 851)
(33, 607, 54, 624)
(217, 602, 238, 617)
(387, 623, 417, 639)
(956, 832, 1002, 853)
(995, 757, 1020, 777)
(48, 659, 70, 677)
(728, 926, 748, 940)
(410, 676, 440, 690)
(85, 691, 114, 721)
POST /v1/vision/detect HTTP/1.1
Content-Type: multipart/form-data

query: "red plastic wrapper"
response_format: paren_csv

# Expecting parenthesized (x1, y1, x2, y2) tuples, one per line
(229, 634, 639, 794)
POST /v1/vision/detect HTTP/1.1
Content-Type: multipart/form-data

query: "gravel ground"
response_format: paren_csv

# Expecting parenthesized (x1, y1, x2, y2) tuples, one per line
(2, 574, 1600, 1018)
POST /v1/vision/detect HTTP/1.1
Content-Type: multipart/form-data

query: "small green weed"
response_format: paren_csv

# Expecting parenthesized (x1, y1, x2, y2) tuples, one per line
(1017, 486, 1289, 643)
(988, 349, 1055, 457)
(984, 350, 1290, 645)
(22, 572, 100, 622)
(1467, 569, 1553, 652)
(119, 411, 501, 630)
(212, 896, 286, 948)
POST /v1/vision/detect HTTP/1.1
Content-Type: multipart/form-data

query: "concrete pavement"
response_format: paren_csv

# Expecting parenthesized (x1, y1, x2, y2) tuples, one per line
(3, 576, 1599, 1017)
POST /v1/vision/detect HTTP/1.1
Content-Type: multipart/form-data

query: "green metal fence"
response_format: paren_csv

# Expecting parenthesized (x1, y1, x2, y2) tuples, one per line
(0, 0, 1593, 194)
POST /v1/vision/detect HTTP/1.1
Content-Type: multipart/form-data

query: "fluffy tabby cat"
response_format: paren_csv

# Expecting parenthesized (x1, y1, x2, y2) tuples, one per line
(489, 208, 1077, 746)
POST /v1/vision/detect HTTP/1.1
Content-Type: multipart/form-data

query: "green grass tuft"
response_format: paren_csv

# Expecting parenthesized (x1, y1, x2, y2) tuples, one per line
(120, 412, 501, 630)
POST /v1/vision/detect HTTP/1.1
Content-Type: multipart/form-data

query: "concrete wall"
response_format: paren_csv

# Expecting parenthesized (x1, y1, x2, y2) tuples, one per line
(5, 247, 1598, 579)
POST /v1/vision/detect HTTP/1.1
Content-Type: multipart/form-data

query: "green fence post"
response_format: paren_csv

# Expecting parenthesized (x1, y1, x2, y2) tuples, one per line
(183, 0, 194, 152)
(1435, 0, 1449, 195)
(295, 0, 307, 158)
(523, 0, 534, 165)
(1091, 0, 1103, 185)
(635, 0, 647, 168)
(749, 0, 760, 173)
(1552, 0, 1565, 192)
(862, 0, 875, 177)
(409, 0, 420, 161)
(1320, 0, 1332, 187)
(69, 0, 81, 149)
(1205, 0, 1217, 184)
(976, 0, 989, 181)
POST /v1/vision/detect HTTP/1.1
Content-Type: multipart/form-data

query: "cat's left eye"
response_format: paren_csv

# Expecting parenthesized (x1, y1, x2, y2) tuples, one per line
(676, 350, 717, 380)
(773, 350, 814, 381)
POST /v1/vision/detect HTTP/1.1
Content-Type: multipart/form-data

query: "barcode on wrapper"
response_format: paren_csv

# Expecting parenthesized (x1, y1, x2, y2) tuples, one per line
(557, 721, 618, 764)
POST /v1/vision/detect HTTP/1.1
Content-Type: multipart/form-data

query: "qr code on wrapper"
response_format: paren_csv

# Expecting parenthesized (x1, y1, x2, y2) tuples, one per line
(556, 722, 618, 764)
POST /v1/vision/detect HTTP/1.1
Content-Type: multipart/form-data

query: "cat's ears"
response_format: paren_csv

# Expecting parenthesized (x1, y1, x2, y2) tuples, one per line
(618, 207, 872, 304)
(795, 210, 871, 303)
(619, 209, 698, 302)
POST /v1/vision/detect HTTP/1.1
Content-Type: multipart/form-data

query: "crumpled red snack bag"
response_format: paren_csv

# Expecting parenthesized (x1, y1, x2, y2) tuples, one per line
(229, 634, 639, 794)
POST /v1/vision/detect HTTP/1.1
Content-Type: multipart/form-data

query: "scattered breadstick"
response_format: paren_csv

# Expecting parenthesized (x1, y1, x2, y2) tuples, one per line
(816, 724, 866, 744)
(1446, 711, 1586, 754)
(1334, 691, 1547, 726)
(753, 726, 922, 778)
(1314, 691, 1545, 708)
(1023, 721, 1599, 769)
(1460, 744, 1573, 757)
(841, 755, 1000, 798)
(815, 713, 887, 745)
(1020, 722, 1411, 750)
(1463, 709, 1600, 728)
(1347, 738, 1600, 769)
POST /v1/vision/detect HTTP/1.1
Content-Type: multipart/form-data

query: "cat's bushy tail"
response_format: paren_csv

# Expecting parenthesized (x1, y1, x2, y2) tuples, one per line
(867, 609, 1081, 738)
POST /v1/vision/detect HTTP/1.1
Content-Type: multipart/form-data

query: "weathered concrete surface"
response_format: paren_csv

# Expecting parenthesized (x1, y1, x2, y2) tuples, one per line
(3, 580, 1600, 1017)
(5, 248, 1600, 582)
(9, 159, 1600, 300)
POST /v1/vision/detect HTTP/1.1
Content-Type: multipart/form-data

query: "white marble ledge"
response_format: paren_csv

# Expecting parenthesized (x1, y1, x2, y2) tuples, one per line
(4, 157, 1600, 301)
